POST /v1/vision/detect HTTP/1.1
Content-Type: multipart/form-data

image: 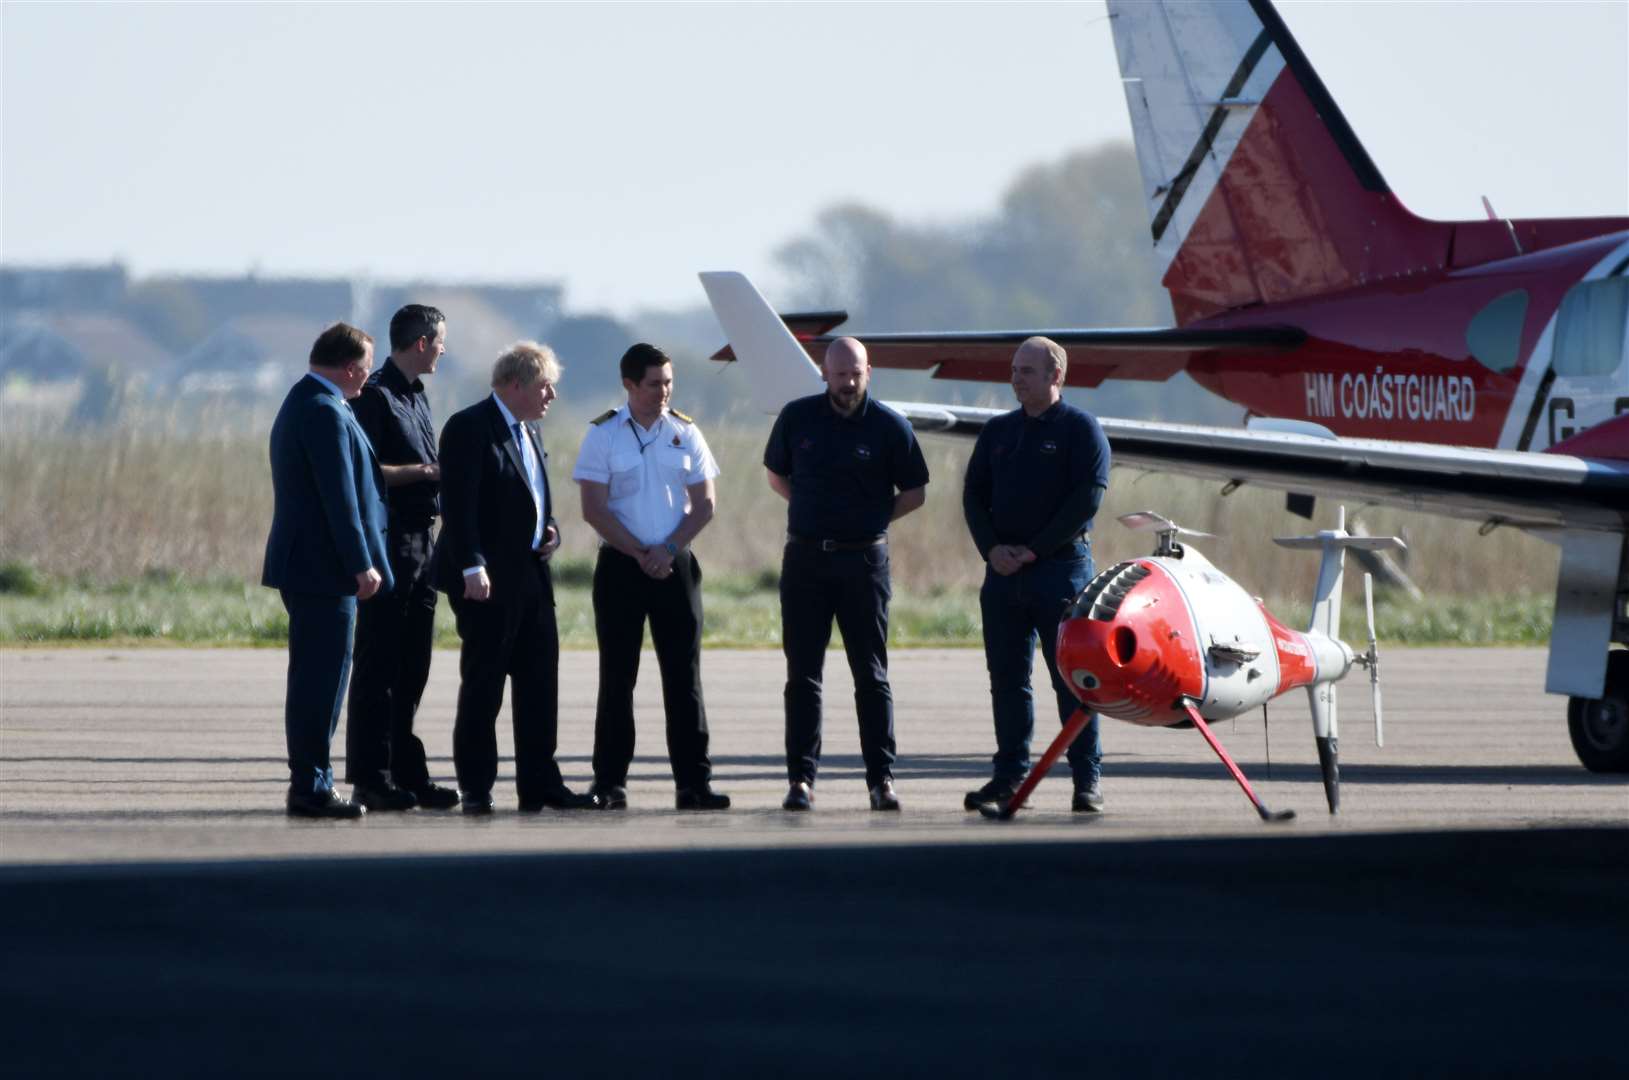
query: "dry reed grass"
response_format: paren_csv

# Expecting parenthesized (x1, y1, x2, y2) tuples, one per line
(1, 404, 1558, 601)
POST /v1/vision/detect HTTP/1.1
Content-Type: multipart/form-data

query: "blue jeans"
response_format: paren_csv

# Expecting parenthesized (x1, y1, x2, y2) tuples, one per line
(979, 543, 1100, 788)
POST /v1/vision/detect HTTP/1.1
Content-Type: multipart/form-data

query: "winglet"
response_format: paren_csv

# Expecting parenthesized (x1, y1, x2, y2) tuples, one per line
(698, 271, 826, 414)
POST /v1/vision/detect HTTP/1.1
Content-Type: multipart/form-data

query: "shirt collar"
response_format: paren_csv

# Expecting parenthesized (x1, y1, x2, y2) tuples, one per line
(824, 392, 871, 422)
(491, 392, 522, 432)
(306, 370, 345, 399)
(624, 404, 670, 436)
(381, 358, 423, 394)
(1024, 399, 1064, 423)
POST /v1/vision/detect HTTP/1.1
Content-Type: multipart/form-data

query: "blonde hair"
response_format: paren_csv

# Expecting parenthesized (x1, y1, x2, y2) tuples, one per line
(1021, 335, 1068, 379)
(490, 340, 562, 387)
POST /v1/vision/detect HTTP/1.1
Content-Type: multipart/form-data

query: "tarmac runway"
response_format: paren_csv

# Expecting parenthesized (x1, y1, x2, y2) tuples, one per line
(2, 647, 1626, 1075)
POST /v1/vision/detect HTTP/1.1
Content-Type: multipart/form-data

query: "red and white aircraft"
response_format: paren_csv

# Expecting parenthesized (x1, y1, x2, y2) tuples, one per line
(701, 0, 1629, 774)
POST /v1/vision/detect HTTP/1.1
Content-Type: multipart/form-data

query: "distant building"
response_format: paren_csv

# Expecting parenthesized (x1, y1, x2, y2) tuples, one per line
(0, 263, 128, 312)
(179, 274, 354, 327)
(174, 315, 327, 396)
(0, 263, 569, 407)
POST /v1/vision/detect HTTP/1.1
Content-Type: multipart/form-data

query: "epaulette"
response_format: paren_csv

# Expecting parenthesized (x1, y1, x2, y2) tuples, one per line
(589, 409, 618, 426)
(668, 407, 693, 424)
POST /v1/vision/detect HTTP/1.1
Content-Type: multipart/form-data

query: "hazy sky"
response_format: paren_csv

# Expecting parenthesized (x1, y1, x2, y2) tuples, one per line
(3, 1, 1625, 315)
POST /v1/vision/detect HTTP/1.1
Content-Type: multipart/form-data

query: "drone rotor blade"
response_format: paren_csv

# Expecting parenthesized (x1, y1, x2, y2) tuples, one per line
(1365, 573, 1383, 748)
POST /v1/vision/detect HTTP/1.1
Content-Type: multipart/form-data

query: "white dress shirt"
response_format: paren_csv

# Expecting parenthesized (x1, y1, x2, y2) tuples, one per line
(573, 404, 720, 548)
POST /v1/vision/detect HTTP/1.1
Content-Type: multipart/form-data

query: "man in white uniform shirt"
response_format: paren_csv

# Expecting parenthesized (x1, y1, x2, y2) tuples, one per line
(574, 343, 729, 810)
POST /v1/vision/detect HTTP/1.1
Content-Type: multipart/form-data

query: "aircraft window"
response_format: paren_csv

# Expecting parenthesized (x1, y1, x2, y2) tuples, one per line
(1464, 290, 1528, 373)
(1553, 277, 1629, 377)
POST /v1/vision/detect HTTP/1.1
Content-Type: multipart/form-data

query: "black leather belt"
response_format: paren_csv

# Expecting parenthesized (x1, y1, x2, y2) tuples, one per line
(1042, 532, 1091, 559)
(788, 533, 886, 552)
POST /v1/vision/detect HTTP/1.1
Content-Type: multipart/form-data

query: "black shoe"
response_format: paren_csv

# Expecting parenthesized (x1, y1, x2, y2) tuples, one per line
(964, 779, 1019, 811)
(408, 782, 461, 811)
(461, 792, 496, 816)
(782, 781, 813, 811)
(589, 783, 628, 810)
(676, 785, 730, 811)
(287, 789, 366, 819)
(869, 779, 901, 812)
(1073, 782, 1105, 813)
(353, 782, 418, 812)
(519, 788, 600, 812)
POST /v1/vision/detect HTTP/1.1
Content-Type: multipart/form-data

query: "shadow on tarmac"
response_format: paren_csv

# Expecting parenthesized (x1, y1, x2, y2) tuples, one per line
(2, 829, 1626, 1075)
(9, 749, 1621, 789)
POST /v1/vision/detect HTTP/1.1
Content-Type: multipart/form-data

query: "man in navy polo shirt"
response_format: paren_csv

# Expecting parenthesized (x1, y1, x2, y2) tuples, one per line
(962, 336, 1112, 813)
(763, 337, 930, 812)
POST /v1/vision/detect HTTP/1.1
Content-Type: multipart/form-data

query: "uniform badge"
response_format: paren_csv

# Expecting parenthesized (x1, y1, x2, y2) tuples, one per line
(1040, 440, 1059, 454)
(799, 437, 815, 450)
(854, 444, 873, 461)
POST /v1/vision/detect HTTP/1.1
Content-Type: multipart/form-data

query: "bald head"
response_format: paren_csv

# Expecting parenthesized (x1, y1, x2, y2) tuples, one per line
(1016, 336, 1066, 375)
(822, 336, 870, 416)
(1012, 335, 1066, 416)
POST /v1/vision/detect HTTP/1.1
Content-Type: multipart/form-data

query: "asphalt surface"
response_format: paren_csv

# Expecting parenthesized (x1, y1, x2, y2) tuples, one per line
(2, 647, 1626, 1075)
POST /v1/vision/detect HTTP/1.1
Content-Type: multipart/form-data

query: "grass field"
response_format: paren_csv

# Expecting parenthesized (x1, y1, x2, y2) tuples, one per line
(0, 403, 1561, 646)
(0, 559, 1556, 649)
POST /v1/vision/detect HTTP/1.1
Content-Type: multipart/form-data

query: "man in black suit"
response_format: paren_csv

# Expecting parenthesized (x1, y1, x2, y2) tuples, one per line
(434, 341, 598, 814)
(345, 303, 460, 812)
(262, 323, 393, 819)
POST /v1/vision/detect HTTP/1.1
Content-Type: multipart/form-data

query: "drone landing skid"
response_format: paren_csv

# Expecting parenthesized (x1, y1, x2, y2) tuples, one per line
(1183, 701, 1296, 823)
(980, 708, 1093, 820)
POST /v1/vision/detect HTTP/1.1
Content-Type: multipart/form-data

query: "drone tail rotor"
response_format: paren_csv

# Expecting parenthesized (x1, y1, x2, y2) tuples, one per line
(1365, 572, 1384, 748)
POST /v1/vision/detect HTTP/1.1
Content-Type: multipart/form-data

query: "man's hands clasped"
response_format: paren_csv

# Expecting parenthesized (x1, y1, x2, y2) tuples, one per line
(638, 545, 677, 580)
(988, 544, 1037, 577)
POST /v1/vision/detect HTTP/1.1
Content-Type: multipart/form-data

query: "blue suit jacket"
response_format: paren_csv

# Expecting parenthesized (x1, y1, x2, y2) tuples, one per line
(261, 374, 394, 596)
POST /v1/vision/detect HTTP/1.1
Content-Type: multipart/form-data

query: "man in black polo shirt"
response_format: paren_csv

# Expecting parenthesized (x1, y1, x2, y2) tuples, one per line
(763, 337, 930, 812)
(962, 336, 1111, 813)
(344, 304, 461, 811)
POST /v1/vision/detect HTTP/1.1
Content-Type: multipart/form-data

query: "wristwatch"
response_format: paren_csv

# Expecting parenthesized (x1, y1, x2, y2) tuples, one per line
(663, 542, 679, 557)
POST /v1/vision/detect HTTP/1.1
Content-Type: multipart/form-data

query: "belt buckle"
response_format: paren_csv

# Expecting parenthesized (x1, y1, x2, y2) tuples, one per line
(819, 539, 837, 553)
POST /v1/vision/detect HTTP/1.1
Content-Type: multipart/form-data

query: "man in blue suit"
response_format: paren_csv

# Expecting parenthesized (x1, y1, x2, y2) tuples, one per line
(263, 322, 394, 818)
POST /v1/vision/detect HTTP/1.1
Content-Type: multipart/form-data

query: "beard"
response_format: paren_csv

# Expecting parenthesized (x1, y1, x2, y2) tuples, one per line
(830, 385, 862, 410)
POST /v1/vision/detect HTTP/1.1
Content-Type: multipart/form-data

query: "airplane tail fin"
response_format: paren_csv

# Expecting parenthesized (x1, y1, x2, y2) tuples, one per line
(1106, 0, 1449, 323)
(698, 272, 826, 414)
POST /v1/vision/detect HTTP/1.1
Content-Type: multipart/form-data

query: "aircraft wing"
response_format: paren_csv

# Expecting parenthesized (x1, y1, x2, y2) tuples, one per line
(701, 270, 1629, 533)
(708, 317, 1306, 389)
(895, 401, 1629, 534)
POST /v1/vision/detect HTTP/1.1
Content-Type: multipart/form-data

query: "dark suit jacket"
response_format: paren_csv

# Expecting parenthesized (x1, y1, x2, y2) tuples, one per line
(261, 374, 393, 597)
(432, 395, 558, 596)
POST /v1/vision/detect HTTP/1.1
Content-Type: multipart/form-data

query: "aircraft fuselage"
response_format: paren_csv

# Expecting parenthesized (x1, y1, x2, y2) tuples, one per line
(1187, 231, 1629, 451)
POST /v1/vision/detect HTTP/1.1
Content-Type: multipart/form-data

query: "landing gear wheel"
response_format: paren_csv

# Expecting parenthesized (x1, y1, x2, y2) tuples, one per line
(1568, 651, 1629, 773)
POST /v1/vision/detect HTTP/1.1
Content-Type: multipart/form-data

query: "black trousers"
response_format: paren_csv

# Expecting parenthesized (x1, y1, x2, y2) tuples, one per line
(448, 558, 565, 803)
(779, 541, 896, 788)
(345, 525, 437, 790)
(280, 590, 356, 796)
(591, 547, 712, 790)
